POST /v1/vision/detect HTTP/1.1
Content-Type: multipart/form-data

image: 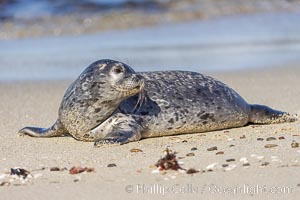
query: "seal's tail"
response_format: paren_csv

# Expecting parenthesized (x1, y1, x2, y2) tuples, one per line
(249, 104, 297, 124)
(18, 120, 65, 137)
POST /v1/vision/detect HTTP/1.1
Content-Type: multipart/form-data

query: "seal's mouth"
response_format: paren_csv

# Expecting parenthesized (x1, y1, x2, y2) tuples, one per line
(113, 79, 144, 95)
(113, 78, 146, 111)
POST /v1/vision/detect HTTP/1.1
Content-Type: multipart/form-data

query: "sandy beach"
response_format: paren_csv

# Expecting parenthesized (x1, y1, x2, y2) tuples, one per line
(0, 64, 299, 199)
(1, 1, 299, 199)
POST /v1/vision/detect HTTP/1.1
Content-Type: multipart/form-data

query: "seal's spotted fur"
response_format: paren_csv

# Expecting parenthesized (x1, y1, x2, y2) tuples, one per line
(19, 59, 297, 145)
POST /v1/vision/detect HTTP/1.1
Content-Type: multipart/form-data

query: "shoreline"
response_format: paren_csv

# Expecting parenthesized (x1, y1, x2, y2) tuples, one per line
(1, 12, 300, 82)
(0, 63, 297, 83)
(0, 64, 299, 199)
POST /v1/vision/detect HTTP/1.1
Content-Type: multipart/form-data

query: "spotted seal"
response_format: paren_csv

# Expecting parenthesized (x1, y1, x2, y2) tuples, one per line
(19, 59, 297, 145)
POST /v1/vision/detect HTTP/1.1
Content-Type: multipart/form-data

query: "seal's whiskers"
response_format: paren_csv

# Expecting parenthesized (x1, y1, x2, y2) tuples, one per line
(133, 81, 146, 112)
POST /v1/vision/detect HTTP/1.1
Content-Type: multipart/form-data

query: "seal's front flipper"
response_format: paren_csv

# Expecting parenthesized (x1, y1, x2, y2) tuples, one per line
(94, 130, 141, 145)
(18, 120, 65, 137)
(249, 104, 297, 124)
(93, 114, 143, 146)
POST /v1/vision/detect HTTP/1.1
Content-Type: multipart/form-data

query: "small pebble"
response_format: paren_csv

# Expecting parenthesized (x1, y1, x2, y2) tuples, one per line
(257, 138, 264, 141)
(216, 151, 224, 155)
(264, 144, 278, 148)
(107, 163, 117, 167)
(186, 168, 199, 174)
(239, 157, 248, 163)
(240, 135, 246, 139)
(224, 164, 237, 171)
(256, 155, 264, 160)
(206, 163, 218, 170)
(261, 162, 270, 166)
(291, 141, 299, 148)
(207, 146, 218, 151)
(266, 137, 277, 141)
(73, 177, 80, 182)
(0, 182, 10, 186)
(271, 156, 280, 162)
(50, 167, 61, 171)
(186, 153, 195, 157)
(279, 164, 289, 168)
(278, 136, 285, 140)
(130, 148, 143, 153)
(226, 158, 235, 162)
(191, 147, 197, 151)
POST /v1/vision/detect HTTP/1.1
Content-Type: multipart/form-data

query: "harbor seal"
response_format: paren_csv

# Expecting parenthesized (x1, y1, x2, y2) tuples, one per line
(19, 59, 297, 145)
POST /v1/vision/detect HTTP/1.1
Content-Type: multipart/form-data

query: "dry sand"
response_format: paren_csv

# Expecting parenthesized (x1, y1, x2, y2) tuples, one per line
(0, 65, 300, 200)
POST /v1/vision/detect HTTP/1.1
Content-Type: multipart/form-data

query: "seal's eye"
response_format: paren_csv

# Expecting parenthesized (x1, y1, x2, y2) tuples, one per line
(113, 67, 124, 74)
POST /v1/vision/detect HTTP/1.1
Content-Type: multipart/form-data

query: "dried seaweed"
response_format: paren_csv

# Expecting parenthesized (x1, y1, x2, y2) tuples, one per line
(10, 168, 30, 179)
(155, 149, 183, 171)
(69, 167, 95, 174)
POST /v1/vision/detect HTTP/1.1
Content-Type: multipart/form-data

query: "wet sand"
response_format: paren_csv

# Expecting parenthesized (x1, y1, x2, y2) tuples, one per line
(0, 65, 300, 199)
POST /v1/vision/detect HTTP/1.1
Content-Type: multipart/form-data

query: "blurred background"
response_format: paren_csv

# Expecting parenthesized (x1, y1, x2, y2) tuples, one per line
(0, 0, 300, 81)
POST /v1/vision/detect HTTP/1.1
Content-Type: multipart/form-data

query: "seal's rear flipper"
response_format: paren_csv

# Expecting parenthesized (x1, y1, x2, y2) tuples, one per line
(18, 120, 65, 137)
(249, 104, 297, 124)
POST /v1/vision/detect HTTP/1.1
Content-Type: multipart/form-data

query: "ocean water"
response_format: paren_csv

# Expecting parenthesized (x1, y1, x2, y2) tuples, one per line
(0, 12, 300, 81)
(1, 0, 157, 20)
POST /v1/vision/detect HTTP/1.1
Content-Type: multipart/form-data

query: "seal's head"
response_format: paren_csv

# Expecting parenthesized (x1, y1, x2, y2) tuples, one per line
(107, 61, 144, 97)
(59, 59, 145, 132)
(80, 59, 144, 104)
